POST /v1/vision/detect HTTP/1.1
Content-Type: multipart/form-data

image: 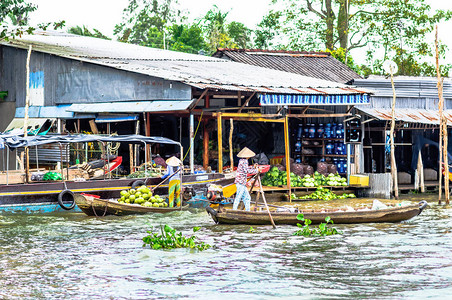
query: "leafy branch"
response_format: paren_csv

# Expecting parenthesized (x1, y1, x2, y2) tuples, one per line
(293, 214, 341, 237)
(142, 224, 211, 251)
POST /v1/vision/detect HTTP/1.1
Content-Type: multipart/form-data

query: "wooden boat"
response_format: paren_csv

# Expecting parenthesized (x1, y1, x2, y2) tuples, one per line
(74, 193, 188, 216)
(206, 201, 428, 225)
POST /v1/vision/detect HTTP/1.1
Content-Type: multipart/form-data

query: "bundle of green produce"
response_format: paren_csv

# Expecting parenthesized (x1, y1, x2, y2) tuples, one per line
(118, 186, 168, 207)
(43, 172, 63, 181)
(291, 187, 356, 201)
(127, 169, 162, 179)
(301, 172, 347, 187)
(261, 167, 304, 187)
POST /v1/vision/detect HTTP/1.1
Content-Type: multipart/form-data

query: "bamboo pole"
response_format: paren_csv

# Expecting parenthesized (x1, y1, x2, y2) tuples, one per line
(284, 116, 292, 201)
(217, 113, 223, 173)
(389, 65, 399, 199)
(24, 45, 32, 184)
(257, 175, 276, 229)
(435, 26, 448, 204)
(229, 118, 234, 170)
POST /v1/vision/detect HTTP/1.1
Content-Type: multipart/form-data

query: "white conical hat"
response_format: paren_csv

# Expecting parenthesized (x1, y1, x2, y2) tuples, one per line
(237, 147, 256, 158)
(166, 156, 182, 167)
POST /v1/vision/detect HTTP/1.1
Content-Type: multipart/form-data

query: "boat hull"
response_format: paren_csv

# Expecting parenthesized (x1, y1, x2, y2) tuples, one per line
(208, 201, 428, 225)
(0, 173, 232, 213)
(74, 194, 188, 216)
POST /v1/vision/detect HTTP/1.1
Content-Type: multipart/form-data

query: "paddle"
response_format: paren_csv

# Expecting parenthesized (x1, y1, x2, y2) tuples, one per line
(257, 173, 276, 229)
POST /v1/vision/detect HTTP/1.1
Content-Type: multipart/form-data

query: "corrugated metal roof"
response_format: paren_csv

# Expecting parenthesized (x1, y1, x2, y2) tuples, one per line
(357, 107, 452, 125)
(1, 31, 370, 96)
(212, 48, 362, 84)
(352, 76, 452, 99)
(66, 100, 193, 113)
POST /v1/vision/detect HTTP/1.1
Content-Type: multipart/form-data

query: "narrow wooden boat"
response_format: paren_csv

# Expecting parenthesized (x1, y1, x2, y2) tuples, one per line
(74, 193, 188, 216)
(206, 201, 428, 225)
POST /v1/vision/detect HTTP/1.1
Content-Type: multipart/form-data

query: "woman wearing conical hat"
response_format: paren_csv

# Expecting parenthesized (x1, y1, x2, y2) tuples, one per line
(233, 147, 258, 211)
(161, 156, 182, 207)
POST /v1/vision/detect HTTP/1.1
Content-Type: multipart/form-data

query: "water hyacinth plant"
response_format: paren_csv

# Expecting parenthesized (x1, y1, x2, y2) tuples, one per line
(293, 214, 341, 237)
(143, 224, 211, 251)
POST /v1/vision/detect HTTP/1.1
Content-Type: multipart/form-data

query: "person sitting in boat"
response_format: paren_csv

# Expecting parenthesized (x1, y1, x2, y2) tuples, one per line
(161, 156, 182, 208)
(233, 147, 258, 211)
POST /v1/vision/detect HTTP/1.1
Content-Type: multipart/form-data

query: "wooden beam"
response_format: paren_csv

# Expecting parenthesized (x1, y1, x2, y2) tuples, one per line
(203, 95, 210, 169)
(189, 89, 209, 111)
(346, 105, 355, 113)
(238, 92, 256, 113)
(237, 91, 242, 106)
(217, 113, 223, 173)
(229, 118, 234, 170)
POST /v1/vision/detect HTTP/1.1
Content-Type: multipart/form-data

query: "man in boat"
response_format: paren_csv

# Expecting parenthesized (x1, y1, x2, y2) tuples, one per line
(233, 147, 258, 211)
(161, 156, 183, 207)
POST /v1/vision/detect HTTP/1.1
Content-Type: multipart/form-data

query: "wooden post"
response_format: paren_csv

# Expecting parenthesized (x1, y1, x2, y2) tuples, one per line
(389, 66, 399, 199)
(229, 118, 234, 170)
(284, 115, 292, 201)
(24, 45, 32, 183)
(417, 150, 425, 193)
(203, 119, 209, 169)
(436, 26, 449, 205)
(134, 120, 140, 172)
(145, 112, 151, 162)
(203, 95, 210, 169)
(217, 112, 223, 173)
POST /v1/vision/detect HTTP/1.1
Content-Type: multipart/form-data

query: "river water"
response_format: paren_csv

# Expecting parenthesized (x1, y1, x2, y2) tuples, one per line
(1, 194, 452, 299)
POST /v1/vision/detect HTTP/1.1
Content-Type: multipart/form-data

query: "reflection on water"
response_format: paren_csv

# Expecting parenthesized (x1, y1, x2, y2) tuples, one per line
(1, 194, 452, 299)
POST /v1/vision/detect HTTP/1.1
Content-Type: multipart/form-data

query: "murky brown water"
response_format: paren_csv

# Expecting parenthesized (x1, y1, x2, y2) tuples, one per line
(1, 193, 451, 299)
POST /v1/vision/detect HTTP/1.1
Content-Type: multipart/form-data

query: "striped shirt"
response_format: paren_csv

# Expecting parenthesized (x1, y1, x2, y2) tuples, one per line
(234, 159, 258, 185)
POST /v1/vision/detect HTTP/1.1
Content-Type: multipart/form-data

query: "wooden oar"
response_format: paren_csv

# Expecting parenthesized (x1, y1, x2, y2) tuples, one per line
(257, 174, 276, 229)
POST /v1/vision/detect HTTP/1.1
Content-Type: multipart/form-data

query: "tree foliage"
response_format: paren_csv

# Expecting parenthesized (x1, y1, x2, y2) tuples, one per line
(265, 0, 452, 76)
(0, 0, 35, 40)
(200, 5, 252, 53)
(68, 25, 110, 40)
(114, 0, 182, 48)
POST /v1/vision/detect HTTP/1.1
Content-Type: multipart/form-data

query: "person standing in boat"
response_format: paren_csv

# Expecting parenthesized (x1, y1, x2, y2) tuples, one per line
(233, 147, 259, 211)
(161, 156, 182, 207)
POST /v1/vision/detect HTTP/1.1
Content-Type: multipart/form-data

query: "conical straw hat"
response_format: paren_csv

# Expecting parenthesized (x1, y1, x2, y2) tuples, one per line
(166, 156, 182, 167)
(237, 147, 256, 158)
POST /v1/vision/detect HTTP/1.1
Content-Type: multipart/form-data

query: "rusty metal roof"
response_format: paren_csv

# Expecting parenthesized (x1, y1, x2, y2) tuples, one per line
(1, 31, 370, 96)
(212, 48, 362, 84)
(357, 107, 452, 125)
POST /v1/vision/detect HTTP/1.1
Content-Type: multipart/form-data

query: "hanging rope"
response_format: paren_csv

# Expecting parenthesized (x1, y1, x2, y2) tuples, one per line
(183, 111, 203, 161)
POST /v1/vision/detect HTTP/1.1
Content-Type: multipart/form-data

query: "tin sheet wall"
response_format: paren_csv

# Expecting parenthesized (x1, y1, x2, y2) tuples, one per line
(0, 46, 191, 108)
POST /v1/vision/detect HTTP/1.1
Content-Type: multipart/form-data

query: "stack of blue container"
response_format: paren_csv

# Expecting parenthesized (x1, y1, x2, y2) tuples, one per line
(296, 123, 347, 173)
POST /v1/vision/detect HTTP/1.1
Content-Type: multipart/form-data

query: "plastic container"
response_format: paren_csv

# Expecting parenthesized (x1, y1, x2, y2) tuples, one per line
(308, 124, 316, 138)
(326, 141, 334, 155)
(317, 124, 324, 138)
(331, 123, 337, 138)
(337, 123, 344, 139)
(324, 123, 332, 138)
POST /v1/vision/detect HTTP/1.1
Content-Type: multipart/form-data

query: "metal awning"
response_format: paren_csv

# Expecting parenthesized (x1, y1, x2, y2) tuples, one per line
(15, 105, 74, 118)
(66, 100, 194, 113)
(260, 93, 370, 106)
(95, 115, 139, 123)
(4, 118, 54, 135)
(356, 107, 452, 125)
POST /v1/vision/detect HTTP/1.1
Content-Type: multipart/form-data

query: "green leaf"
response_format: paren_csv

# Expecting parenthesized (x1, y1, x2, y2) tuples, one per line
(193, 226, 201, 232)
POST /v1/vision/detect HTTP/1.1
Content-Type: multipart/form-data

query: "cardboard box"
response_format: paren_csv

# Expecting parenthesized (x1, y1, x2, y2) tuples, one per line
(349, 174, 369, 187)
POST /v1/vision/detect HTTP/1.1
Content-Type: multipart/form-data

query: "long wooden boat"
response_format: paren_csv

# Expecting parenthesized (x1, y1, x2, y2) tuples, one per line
(206, 201, 428, 225)
(74, 193, 188, 216)
(0, 173, 232, 213)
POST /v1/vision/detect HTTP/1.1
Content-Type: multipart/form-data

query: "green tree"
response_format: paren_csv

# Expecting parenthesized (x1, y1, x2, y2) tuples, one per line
(201, 5, 252, 53)
(254, 10, 282, 49)
(114, 0, 182, 48)
(269, 0, 452, 76)
(68, 25, 110, 40)
(167, 23, 206, 54)
(0, 0, 36, 39)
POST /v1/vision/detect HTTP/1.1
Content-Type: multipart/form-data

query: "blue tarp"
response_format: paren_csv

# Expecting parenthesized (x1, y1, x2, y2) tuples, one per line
(259, 94, 370, 106)
(15, 105, 74, 118)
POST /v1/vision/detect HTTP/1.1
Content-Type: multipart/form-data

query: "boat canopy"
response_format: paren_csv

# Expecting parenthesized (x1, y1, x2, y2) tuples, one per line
(0, 134, 181, 149)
